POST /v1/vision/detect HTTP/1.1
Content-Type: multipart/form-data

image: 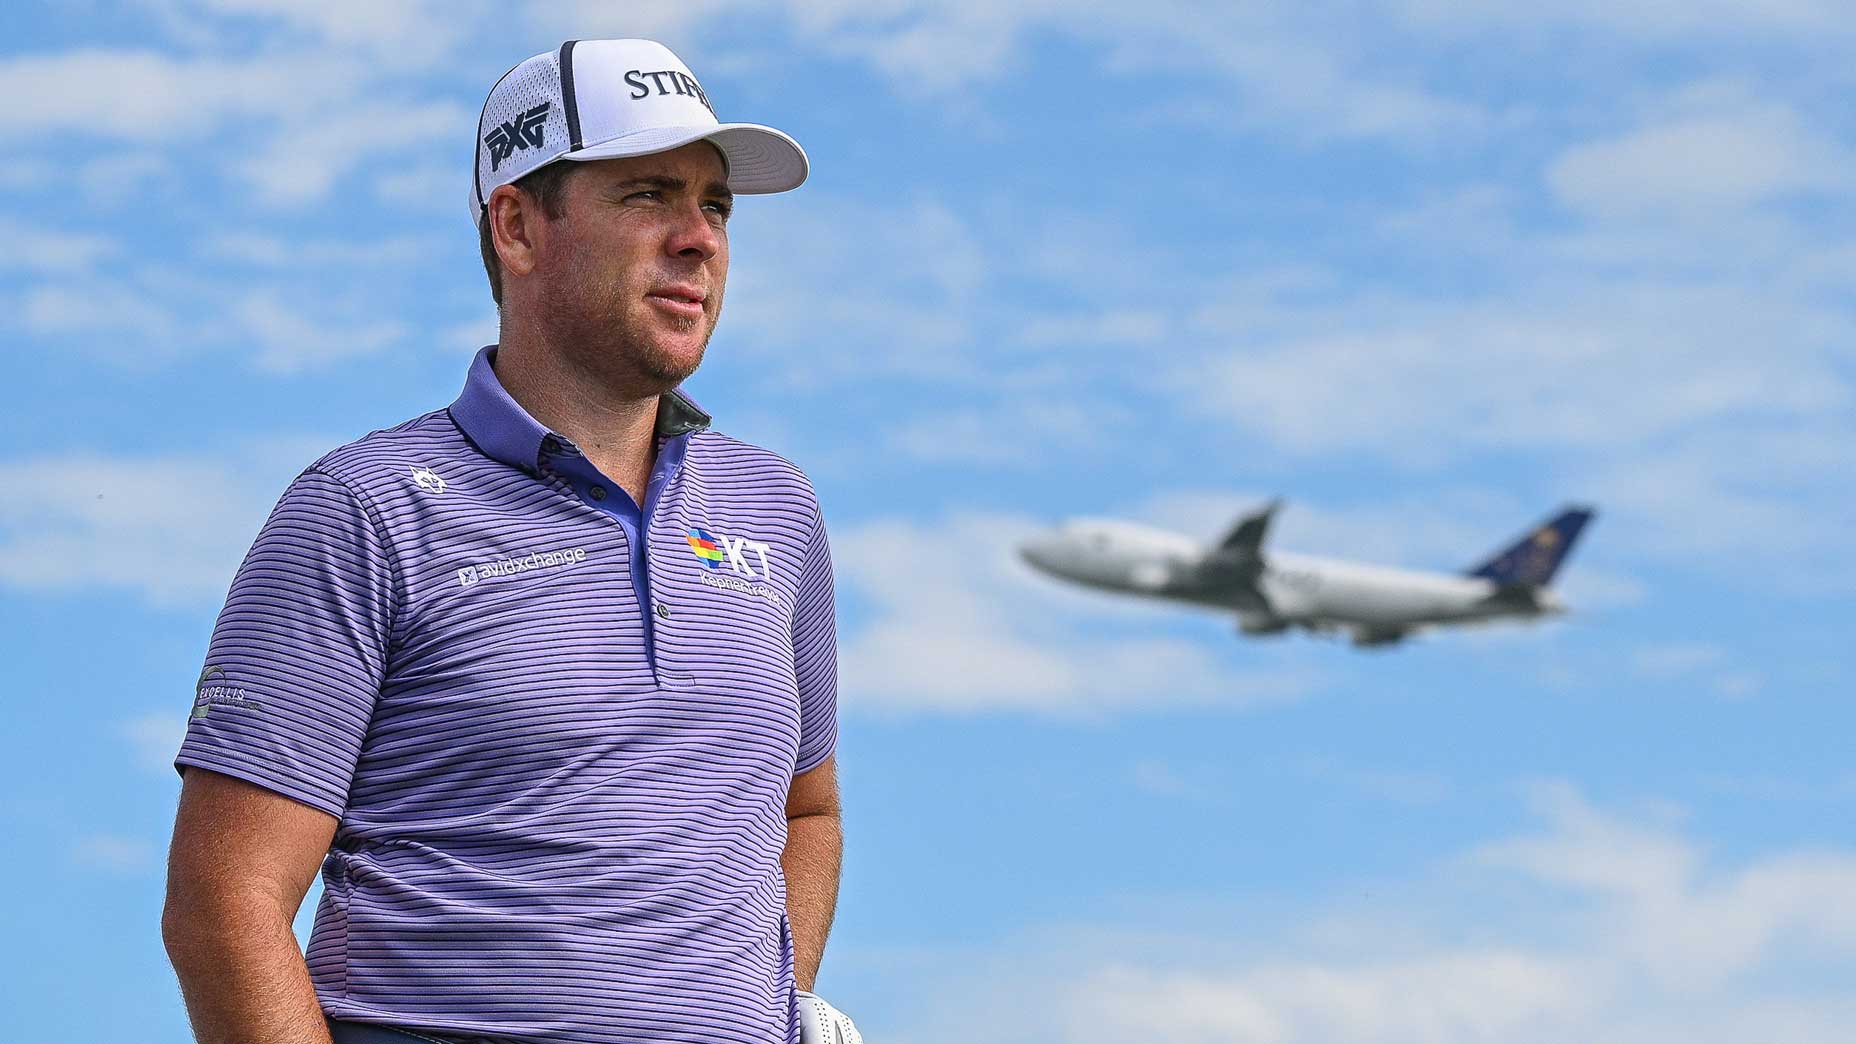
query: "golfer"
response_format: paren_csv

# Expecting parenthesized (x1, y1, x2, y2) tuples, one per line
(163, 39, 859, 1044)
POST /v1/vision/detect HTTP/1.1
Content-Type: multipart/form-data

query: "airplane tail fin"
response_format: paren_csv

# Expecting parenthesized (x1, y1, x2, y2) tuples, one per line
(1466, 506, 1595, 587)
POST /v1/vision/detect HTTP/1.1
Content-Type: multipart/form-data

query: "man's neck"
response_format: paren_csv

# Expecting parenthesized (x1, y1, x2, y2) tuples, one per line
(492, 333, 662, 507)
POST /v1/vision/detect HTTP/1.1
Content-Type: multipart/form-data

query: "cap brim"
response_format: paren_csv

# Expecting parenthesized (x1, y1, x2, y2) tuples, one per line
(565, 123, 808, 194)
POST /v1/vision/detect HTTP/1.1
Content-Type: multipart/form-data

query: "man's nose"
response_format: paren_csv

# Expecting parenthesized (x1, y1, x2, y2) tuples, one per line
(666, 205, 721, 261)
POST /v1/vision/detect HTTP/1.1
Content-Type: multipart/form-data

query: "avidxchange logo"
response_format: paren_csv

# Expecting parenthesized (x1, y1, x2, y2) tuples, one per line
(458, 545, 588, 588)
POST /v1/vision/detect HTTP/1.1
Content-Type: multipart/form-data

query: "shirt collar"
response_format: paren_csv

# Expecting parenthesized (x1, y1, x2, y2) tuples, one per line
(448, 345, 711, 474)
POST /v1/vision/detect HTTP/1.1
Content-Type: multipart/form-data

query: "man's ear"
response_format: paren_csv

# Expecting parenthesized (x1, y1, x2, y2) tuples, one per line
(487, 184, 543, 280)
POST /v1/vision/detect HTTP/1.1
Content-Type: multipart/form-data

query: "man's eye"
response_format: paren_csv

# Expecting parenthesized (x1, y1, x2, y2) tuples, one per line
(703, 200, 733, 217)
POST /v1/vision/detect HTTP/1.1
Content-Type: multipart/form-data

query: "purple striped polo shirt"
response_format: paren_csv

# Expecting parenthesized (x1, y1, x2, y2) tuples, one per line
(175, 346, 839, 1044)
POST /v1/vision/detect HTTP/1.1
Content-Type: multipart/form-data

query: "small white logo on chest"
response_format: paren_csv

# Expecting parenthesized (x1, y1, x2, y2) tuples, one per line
(409, 466, 447, 494)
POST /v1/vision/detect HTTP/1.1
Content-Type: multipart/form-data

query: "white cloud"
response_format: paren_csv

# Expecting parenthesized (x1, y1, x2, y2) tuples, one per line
(1391, 0, 1856, 43)
(0, 42, 464, 205)
(875, 784, 1856, 1044)
(1549, 104, 1849, 219)
(372, 162, 459, 210)
(834, 511, 1320, 716)
(526, 0, 747, 45)
(236, 289, 409, 373)
(0, 49, 346, 140)
(697, 66, 1850, 598)
(18, 275, 188, 349)
(1162, 257, 1852, 593)
(137, 0, 481, 65)
(1069, 951, 1590, 1044)
(725, 196, 987, 382)
(531, 1, 1477, 141)
(0, 449, 302, 606)
(1184, 283, 1849, 460)
(0, 219, 118, 274)
(1472, 781, 1856, 990)
(1580, 423, 1855, 592)
(231, 98, 468, 205)
(12, 273, 417, 373)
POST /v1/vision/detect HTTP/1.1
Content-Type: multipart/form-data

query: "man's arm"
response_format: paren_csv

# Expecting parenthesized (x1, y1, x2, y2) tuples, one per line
(163, 767, 340, 1044)
(783, 755, 842, 992)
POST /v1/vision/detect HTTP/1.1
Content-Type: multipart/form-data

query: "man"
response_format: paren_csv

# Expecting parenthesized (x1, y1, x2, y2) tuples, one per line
(163, 39, 859, 1044)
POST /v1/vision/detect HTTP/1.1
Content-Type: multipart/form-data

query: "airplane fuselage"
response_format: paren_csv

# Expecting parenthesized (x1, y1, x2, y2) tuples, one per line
(1019, 516, 1568, 646)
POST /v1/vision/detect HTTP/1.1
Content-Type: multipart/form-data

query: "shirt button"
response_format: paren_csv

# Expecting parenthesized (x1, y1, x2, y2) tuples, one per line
(655, 603, 671, 620)
(589, 485, 607, 501)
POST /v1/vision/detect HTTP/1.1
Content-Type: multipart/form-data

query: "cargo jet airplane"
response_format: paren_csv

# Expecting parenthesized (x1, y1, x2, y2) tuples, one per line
(1018, 502, 1595, 647)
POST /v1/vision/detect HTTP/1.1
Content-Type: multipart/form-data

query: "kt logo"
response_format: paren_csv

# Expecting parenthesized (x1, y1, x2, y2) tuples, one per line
(719, 534, 774, 581)
(689, 527, 774, 581)
(483, 102, 551, 172)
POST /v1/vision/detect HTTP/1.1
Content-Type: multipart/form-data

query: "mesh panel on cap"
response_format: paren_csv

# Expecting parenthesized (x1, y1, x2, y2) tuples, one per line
(471, 51, 569, 220)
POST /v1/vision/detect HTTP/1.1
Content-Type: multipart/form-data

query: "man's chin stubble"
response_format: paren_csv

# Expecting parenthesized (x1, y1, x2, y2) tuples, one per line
(627, 316, 712, 387)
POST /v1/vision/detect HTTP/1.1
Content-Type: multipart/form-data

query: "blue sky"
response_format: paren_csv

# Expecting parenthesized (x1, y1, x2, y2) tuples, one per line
(3, 2, 1853, 1041)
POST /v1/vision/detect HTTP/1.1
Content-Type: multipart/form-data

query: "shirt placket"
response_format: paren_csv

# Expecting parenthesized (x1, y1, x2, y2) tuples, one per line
(540, 432, 688, 681)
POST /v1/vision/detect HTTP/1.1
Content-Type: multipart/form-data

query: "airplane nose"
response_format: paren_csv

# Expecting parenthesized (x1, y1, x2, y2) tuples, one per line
(1017, 534, 1058, 572)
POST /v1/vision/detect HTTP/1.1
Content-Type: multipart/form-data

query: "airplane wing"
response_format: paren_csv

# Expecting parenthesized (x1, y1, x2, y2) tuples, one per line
(1178, 500, 1282, 610)
(1218, 498, 1282, 559)
(1478, 583, 1549, 611)
(1350, 625, 1411, 648)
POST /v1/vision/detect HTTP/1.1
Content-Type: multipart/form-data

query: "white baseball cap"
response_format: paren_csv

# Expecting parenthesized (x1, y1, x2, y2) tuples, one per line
(471, 39, 808, 226)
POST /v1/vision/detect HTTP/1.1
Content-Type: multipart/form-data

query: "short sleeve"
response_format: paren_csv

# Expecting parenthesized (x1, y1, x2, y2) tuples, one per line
(789, 505, 839, 775)
(174, 467, 397, 818)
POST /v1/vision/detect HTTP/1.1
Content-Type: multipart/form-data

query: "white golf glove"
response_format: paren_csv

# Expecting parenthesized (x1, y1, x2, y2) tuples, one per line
(796, 989, 863, 1044)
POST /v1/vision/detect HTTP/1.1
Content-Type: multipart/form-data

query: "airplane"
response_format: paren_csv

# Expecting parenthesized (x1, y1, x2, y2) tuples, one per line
(1017, 502, 1595, 647)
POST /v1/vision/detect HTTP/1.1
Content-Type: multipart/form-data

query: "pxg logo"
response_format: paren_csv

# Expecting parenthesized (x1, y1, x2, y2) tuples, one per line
(483, 102, 551, 172)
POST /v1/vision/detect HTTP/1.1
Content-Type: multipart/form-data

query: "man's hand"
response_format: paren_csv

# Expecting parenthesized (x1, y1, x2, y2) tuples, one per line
(796, 990, 863, 1044)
